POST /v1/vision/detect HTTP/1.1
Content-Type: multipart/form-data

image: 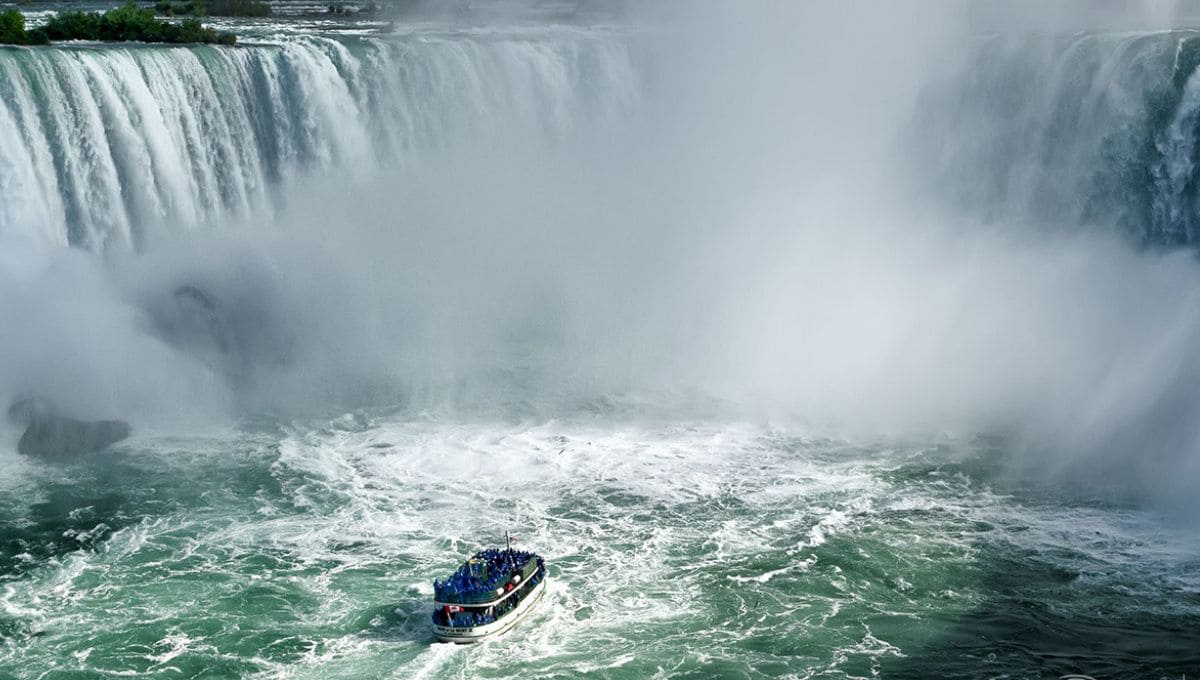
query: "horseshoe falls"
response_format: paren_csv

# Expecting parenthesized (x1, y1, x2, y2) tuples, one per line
(1, 4, 1199, 680)
(0, 32, 636, 252)
(920, 29, 1200, 248)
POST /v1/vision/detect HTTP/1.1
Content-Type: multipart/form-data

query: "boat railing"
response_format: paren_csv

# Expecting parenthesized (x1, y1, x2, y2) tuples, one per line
(433, 566, 546, 629)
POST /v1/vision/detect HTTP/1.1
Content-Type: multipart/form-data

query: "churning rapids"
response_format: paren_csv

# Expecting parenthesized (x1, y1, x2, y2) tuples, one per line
(1, 3, 1199, 679)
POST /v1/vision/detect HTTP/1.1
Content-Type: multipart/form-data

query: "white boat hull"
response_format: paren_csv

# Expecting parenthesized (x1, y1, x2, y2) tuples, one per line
(433, 576, 547, 643)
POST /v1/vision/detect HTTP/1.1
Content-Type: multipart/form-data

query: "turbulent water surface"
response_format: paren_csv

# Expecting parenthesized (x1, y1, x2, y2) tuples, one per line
(2, 3, 1200, 679)
(2, 416, 1196, 679)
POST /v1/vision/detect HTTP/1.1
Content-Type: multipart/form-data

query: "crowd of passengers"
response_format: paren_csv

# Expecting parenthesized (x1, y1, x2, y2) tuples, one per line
(433, 549, 539, 602)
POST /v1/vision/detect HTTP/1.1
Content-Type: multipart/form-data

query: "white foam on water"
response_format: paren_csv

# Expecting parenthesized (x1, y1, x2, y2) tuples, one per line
(0, 417, 1196, 678)
(233, 419, 960, 676)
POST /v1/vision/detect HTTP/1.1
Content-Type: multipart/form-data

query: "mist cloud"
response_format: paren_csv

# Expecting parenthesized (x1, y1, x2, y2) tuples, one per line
(3, 1, 1200, 508)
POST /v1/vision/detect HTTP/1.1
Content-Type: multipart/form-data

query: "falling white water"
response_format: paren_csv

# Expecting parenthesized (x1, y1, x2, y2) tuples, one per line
(0, 30, 638, 252)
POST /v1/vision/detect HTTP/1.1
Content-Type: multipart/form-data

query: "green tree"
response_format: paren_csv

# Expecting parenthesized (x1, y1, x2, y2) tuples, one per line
(40, 3, 235, 45)
(0, 9, 28, 44)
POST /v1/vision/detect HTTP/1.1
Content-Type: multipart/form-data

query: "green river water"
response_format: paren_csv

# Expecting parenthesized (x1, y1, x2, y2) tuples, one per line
(2, 415, 1196, 679)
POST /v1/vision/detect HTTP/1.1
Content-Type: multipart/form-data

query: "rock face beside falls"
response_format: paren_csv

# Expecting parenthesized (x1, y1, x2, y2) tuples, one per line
(8, 399, 131, 457)
(18, 417, 131, 457)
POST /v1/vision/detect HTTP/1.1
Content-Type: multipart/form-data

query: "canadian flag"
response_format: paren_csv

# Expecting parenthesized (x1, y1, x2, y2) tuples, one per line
(445, 605, 462, 614)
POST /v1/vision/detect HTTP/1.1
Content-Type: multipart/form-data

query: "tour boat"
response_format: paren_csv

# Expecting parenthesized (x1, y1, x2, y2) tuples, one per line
(431, 538, 547, 643)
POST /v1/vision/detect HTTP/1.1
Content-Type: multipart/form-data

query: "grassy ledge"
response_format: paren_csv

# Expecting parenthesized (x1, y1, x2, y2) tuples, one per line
(0, 3, 236, 46)
(155, 0, 271, 19)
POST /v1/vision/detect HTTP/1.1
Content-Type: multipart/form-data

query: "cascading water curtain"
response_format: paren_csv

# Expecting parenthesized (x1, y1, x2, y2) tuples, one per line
(918, 31, 1200, 247)
(0, 31, 638, 253)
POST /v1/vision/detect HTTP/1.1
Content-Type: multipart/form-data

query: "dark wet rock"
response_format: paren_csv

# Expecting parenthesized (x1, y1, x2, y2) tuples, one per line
(8, 397, 130, 458)
(17, 416, 131, 458)
(6, 396, 52, 426)
(146, 280, 296, 390)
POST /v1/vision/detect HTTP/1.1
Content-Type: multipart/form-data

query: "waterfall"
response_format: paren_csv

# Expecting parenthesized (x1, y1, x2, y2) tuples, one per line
(0, 30, 638, 252)
(918, 30, 1200, 246)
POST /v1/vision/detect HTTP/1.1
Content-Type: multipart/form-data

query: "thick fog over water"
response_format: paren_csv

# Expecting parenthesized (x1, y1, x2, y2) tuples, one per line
(3, 2, 1200, 506)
